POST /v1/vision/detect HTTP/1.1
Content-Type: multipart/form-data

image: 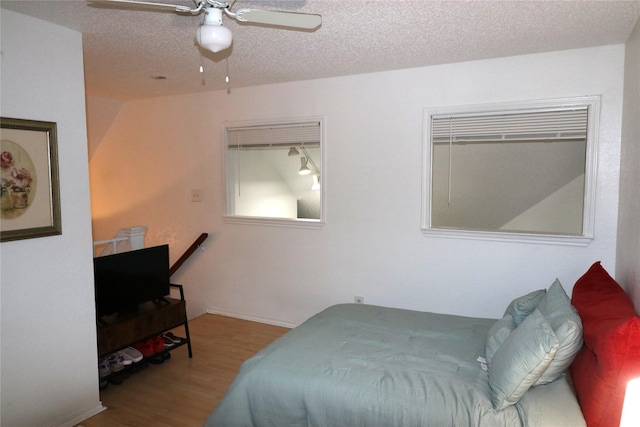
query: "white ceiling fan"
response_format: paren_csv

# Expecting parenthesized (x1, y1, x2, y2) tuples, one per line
(87, 0, 322, 53)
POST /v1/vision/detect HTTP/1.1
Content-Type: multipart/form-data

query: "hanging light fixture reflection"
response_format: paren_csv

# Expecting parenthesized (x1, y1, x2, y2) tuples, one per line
(288, 147, 300, 157)
(299, 157, 311, 175)
(312, 174, 320, 190)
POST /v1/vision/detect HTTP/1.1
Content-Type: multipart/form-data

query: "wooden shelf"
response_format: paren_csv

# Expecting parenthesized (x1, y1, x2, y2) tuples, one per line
(97, 296, 192, 358)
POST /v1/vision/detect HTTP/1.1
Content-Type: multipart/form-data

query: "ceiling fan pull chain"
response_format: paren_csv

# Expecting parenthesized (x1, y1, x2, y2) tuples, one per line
(200, 54, 207, 86)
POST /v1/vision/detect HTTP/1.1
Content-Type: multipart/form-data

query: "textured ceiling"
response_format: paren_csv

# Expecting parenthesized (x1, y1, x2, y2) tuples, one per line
(3, 0, 640, 100)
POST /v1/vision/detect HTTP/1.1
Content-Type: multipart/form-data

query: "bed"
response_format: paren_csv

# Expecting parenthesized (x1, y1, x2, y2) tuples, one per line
(205, 262, 640, 427)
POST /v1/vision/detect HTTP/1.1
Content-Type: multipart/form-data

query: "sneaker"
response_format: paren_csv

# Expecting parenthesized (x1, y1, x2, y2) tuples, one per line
(133, 340, 155, 358)
(119, 347, 143, 364)
(149, 353, 165, 364)
(162, 336, 175, 349)
(107, 353, 125, 373)
(116, 351, 132, 366)
(162, 332, 182, 344)
(98, 358, 111, 378)
(153, 336, 165, 353)
(108, 370, 129, 385)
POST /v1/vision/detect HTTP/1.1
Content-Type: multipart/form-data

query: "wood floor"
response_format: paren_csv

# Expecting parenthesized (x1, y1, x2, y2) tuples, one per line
(79, 314, 290, 427)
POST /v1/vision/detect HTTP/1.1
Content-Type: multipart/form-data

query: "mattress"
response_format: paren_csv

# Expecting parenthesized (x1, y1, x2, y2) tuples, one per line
(205, 303, 585, 426)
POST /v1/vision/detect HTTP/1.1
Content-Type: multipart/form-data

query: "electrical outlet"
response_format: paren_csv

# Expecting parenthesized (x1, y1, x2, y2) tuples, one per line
(191, 189, 203, 202)
(354, 295, 364, 304)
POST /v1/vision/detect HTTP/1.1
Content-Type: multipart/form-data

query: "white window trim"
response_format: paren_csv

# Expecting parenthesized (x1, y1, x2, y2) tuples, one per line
(222, 115, 326, 228)
(421, 96, 600, 246)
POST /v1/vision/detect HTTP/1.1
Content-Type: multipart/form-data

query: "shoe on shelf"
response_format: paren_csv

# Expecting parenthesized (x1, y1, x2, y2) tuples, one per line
(116, 351, 132, 366)
(162, 332, 182, 344)
(133, 340, 155, 358)
(119, 347, 143, 364)
(98, 358, 111, 378)
(108, 370, 129, 385)
(107, 353, 125, 373)
(153, 336, 165, 354)
(162, 336, 175, 349)
(149, 353, 165, 364)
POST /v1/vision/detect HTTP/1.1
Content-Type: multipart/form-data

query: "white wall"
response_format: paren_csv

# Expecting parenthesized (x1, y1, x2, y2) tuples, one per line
(1, 9, 103, 426)
(616, 18, 640, 313)
(86, 96, 125, 161)
(89, 45, 625, 327)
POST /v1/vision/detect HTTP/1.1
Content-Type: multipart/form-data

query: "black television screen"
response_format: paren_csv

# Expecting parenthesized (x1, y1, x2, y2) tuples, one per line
(93, 244, 170, 317)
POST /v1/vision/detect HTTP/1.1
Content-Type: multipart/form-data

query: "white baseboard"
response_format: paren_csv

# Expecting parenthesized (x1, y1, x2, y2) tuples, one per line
(206, 308, 298, 329)
(56, 402, 107, 427)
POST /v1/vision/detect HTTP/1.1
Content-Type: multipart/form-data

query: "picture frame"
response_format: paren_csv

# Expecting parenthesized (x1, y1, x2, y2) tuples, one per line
(1, 117, 62, 242)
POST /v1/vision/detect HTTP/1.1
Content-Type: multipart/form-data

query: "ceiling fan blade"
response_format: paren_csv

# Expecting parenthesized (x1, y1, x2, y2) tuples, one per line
(233, 9, 321, 30)
(87, 0, 197, 13)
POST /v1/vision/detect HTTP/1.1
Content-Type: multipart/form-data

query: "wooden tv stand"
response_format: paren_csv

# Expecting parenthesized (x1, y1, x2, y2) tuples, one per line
(97, 284, 192, 358)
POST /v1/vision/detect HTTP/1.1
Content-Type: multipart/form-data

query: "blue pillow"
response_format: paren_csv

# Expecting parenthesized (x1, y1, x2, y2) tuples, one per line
(533, 279, 583, 385)
(485, 314, 516, 366)
(504, 289, 546, 325)
(489, 309, 559, 410)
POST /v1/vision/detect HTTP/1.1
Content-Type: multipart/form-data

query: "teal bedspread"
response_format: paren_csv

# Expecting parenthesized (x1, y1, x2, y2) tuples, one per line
(205, 304, 585, 427)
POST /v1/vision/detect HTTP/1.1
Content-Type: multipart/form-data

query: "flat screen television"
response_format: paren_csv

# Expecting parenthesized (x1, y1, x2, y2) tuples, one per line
(93, 244, 170, 318)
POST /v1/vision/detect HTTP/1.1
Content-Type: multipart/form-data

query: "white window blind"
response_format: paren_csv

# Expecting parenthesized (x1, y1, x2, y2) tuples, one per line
(423, 96, 600, 245)
(227, 122, 321, 149)
(431, 108, 588, 144)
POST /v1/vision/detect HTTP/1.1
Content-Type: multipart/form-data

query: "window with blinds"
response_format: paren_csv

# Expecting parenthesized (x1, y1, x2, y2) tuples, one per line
(227, 122, 321, 149)
(422, 97, 599, 245)
(224, 117, 324, 225)
(431, 108, 588, 144)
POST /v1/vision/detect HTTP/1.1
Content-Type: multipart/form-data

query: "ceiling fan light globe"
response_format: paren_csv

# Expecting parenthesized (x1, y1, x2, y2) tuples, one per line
(197, 24, 232, 53)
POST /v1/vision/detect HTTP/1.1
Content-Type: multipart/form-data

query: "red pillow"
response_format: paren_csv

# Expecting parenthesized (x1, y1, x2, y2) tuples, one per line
(569, 262, 640, 427)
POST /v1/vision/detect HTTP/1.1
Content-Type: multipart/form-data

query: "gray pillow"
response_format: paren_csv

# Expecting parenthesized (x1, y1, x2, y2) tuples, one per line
(485, 314, 516, 366)
(534, 279, 583, 385)
(504, 289, 546, 325)
(489, 309, 559, 410)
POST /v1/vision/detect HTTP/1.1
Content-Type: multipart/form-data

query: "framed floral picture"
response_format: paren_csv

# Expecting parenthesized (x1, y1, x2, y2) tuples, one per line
(1, 117, 62, 242)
